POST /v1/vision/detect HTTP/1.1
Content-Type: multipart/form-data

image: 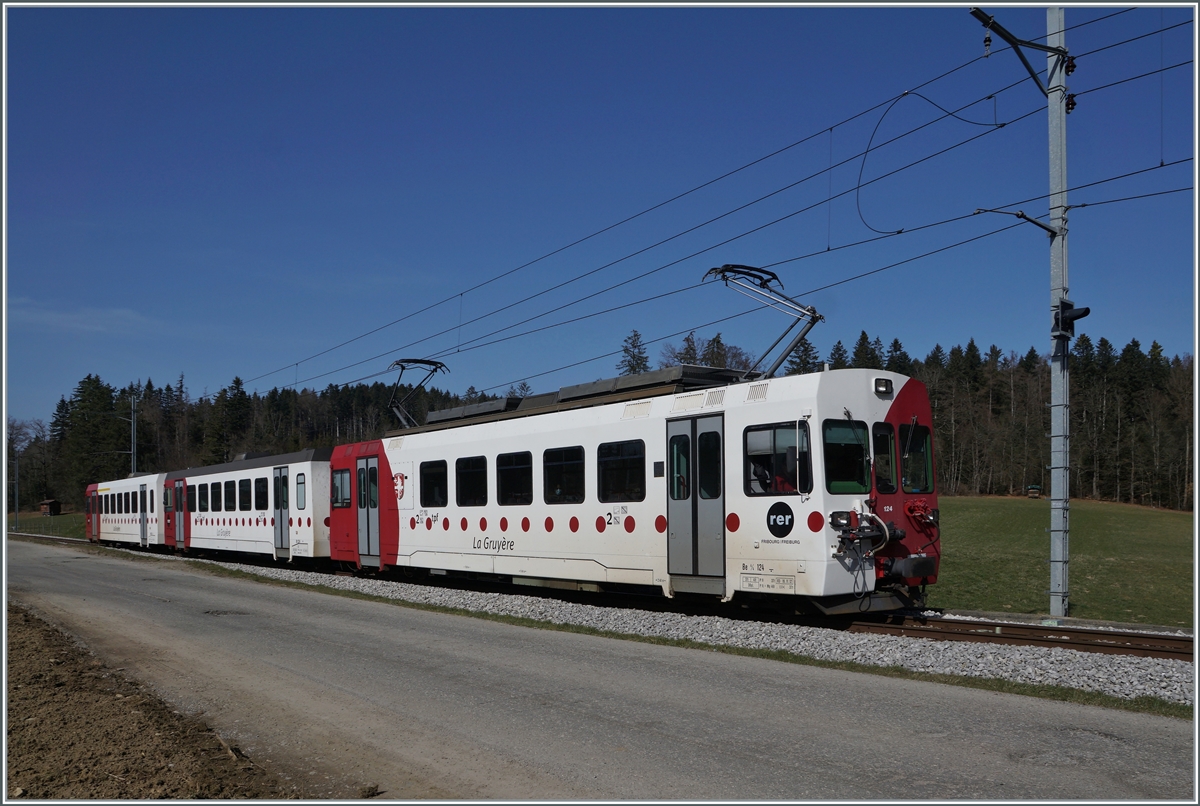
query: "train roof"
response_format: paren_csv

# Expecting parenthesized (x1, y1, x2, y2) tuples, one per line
(163, 447, 334, 480)
(390, 364, 753, 436)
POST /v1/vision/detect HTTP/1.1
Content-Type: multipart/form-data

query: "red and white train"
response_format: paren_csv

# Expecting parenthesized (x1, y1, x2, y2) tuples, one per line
(86, 364, 940, 613)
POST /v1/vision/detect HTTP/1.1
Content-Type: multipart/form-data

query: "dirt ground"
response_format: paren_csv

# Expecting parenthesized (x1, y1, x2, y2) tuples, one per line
(5, 602, 334, 800)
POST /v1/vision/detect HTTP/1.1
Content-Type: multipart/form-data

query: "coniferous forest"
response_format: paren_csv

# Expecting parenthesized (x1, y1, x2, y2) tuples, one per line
(7, 330, 1192, 512)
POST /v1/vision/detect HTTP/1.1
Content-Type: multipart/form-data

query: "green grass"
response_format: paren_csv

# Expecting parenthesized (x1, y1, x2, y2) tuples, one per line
(928, 496, 1194, 627)
(7, 512, 87, 540)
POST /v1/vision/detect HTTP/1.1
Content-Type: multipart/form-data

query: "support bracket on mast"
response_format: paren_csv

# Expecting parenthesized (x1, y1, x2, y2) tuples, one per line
(387, 359, 448, 429)
(703, 264, 823, 378)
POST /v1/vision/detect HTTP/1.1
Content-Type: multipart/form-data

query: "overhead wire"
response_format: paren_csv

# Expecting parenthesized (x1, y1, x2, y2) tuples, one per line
(413, 160, 1193, 384)
(244, 48, 1000, 386)
(481, 176, 1187, 394)
(272, 25, 1189, 393)
(282, 101, 1047, 391)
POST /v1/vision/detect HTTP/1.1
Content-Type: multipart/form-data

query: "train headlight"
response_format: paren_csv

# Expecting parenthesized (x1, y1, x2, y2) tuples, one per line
(873, 378, 893, 395)
(830, 511, 852, 529)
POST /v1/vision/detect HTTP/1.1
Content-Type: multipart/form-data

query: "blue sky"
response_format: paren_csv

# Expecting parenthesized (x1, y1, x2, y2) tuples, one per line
(5, 5, 1195, 425)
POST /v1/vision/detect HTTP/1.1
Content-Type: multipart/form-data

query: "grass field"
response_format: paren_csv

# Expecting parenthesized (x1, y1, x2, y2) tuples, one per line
(928, 496, 1194, 627)
(9, 497, 1194, 627)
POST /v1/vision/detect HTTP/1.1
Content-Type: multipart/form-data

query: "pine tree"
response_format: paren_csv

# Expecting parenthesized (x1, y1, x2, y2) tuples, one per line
(617, 330, 651, 375)
(925, 344, 947, 369)
(827, 341, 850, 370)
(851, 331, 883, 369)
(884, 339, 912, 374)
(659, 331, 700, 368)
(699, 333, 728, 368)
(783, 338, 822, 375)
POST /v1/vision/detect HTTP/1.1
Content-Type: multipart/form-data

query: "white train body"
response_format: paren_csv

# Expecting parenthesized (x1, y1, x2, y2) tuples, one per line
(329, 366, 940, 610)
(90, 450, 332, 561)
(86, 473, 169, 547)
(89, 366, 940, 612)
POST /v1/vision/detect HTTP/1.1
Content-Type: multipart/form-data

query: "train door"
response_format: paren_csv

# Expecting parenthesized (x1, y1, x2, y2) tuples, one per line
(89, 491, 100, 541)
(357, 456, 380, 568)
(273, 467, 290, 559)
(139, 484, 148, 547)
(666, 415, 725, 586)
(172, 480, 189, 549)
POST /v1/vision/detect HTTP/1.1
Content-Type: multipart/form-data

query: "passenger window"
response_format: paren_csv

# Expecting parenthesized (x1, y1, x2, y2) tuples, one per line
(140, 489, 147, 514)
(543, 447, 584, 505)
(199, 483, 209, 512)
(332, 469, 352, 508)
(224, 480, 237, 511)
(744, 422, 812, 495)
(295, 474, 306, 510)
(187, 485, 197, 512)
(698, 431, 721, 500)
(210, 482, 222, 511)
(150, 490, 154, 513)
(668, 434, 689, 501)
(823, 419, 871, 494)
(420, 461, 448, 508)
(872, 423, 897, 495)
(598, 440, 645, 503)
(899, 423, 934, 493)
(131, 491, 139, 513)
(164, 488, 173, 512)
(456, 456, 487, 507)
(123, 492, 129, 513)
(239, 478, 251, 511)
(102, 495, 108, 515)
(255, 477, 269, 511)
(497, 451, 533, 505)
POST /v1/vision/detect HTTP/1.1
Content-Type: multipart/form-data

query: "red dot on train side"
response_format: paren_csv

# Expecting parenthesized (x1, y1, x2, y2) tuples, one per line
(655, 515, 667, 533)
(461, 517, 468, 531)
(443, 518, 450, 531)
(271, 517, 275, 526)
(624, 516, 635, 533)
(426, 518, 432, 530)
(726, 513, 740, 532)
(410, 517, 417, 530)
(480, 517, 487, 531)
(323, 517, 330, 527)
(595, 516, 606, 533)
(545, 517, 554, 532)
(569, 517, 579, 532)
(307, 518, 311, 527)
(521, 517, 530, 532)
(808, 511, 825, 532)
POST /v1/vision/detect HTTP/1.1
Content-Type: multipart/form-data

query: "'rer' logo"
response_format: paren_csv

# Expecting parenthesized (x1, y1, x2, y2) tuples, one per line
(766, 502, 795, 538)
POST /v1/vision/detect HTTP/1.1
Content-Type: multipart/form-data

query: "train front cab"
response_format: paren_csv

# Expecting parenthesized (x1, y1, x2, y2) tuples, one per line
(808, 373, 940, 611)
(329, 440, 401, 570)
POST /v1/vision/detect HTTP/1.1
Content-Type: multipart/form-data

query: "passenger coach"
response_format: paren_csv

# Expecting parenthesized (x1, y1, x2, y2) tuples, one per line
(329, 365, 940, 613)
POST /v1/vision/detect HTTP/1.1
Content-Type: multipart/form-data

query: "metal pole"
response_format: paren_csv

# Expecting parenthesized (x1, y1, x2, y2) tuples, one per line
(1047, 7, 1071, 618)
(131, 397, 137, 474)
(13, 456, 18, 531)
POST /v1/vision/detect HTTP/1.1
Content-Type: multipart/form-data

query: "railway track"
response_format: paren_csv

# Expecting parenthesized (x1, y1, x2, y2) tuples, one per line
(15, 533, 1193, 662)
(849, 617, 1193, 662)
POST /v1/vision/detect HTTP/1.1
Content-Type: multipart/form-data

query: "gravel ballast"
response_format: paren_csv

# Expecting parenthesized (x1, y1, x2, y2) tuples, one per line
(186, 558, 1193, 706)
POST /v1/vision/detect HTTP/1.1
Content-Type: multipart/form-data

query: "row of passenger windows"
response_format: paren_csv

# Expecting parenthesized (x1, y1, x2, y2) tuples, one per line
(380, 420, 933, 510)
(95, 490, 153, 515)
(405, 440, 646, 509)
(172, 476, 307, 513)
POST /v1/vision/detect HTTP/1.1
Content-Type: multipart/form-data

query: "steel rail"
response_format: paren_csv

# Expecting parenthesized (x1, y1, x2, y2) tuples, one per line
(849, 618, 1192, 662)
